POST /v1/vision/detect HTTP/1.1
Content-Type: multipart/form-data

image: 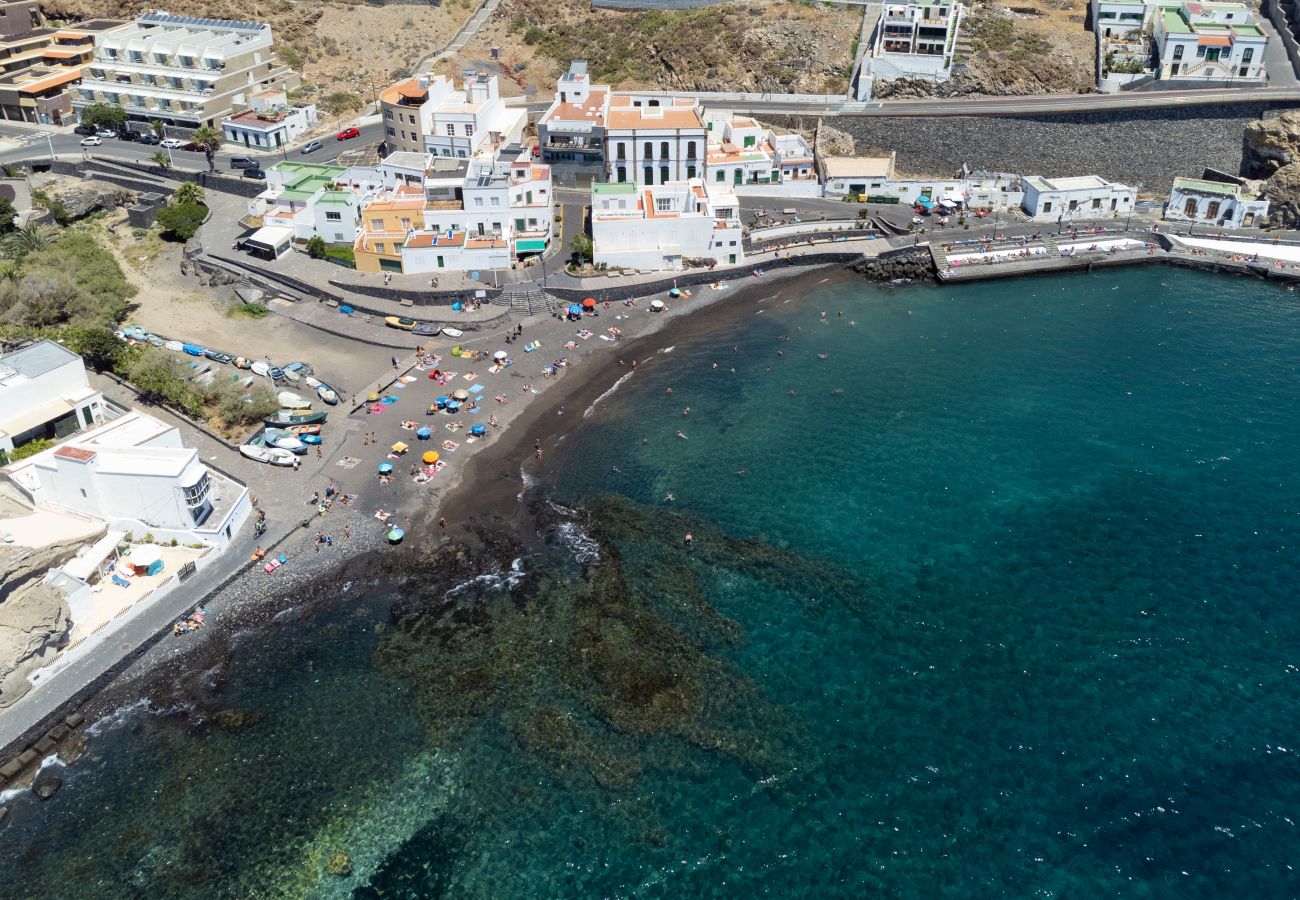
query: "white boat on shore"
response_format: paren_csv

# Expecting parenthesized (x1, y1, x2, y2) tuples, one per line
(164, 340, 183, 352)
(240, 444, 297, 466)
(251, 361, 271, 377)
(316, 383, 339, 405)
(263, 428, 307, 453)
(277, 391, 311, 410)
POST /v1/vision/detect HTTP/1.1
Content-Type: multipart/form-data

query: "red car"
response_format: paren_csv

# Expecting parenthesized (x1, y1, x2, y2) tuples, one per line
(336, 127, 360, 140)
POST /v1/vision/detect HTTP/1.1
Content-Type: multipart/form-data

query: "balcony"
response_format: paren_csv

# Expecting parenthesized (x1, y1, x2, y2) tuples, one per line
(79, 77, 212, 101)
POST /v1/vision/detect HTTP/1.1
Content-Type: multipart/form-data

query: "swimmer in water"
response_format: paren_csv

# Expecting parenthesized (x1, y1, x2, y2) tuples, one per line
(777, 350, 784, 357)
(833, 387, 844, 394)
(682, 406, 690, 417)
(711, 361, 718, 369)
(666, 387, 673, 394)
(611, 465, 621, 473)
(735, 469, 748, 476)
(818, 353, 828, 360)
(664, 491, 675, 502)
(676, 430, 688, 440)
(788, 389, 796, 396)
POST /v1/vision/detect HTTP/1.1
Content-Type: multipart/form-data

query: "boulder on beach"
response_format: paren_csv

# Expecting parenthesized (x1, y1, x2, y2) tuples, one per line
(31, 776, 61, 800)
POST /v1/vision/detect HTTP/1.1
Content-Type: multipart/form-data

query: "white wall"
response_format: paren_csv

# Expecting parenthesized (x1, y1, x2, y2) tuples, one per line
(594, 215, 741, 270)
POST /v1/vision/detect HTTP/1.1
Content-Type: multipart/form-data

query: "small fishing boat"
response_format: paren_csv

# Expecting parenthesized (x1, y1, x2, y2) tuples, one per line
(240, 444, 297, 466)
(300, 433, 322, 445)
(267, 365, 286, 382)
(441, 327, 463, 338)
(251, 360, 271, 377)
(182, 343, 205, 356)
(233, 357, 253, 370)
(262, 428, 307, 453)
(303, 376, 322, 389)
(147, 334, 164, 347)
(284, 361, 313, 379)
(164, 339, 183, 352)
(385, 316, 416, 331)
(412, 322, 441, 336)
(204, 349, 234, 365)
(265, 409, 327, 427)
(285, 423, 321, 436)
(280, 366, 301, 384)
(277, 391, 311, 410)
(316, 383, 339, 405)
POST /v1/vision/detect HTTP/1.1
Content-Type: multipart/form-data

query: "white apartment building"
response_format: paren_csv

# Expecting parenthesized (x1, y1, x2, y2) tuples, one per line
(5, 410, 251, 549)
(245, 161, 383, 246)
(1153, 1, 1266, 82)
(73, 11, 297, 129)
(866, 1, 964, 83)
(605, 94, 707, 187)
(591, 179, 744, 271)
(536, 60, 609, 165)
(380, 71, 526, 159)
(701, 113, 821, 198)
(1165, 175, 1269, 227)
(0, 341, 106, 457)
(1020, 174, 1136, 221)
(1094, 0, 1150, 37)
(354, 150, 554, 273)
(221, 88, 316, 151)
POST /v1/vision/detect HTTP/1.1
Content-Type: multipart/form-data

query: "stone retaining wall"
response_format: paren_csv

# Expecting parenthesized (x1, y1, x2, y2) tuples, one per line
(837, 103, 1299, 193)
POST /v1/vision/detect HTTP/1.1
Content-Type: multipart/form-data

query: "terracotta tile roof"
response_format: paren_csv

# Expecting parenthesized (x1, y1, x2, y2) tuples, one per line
(406, 231, 465, 248)
(380, 77, 428, 106)
(54, 446, 96, 462)
(1198, 33, 1232, 46)
(540, 87, 609, 126)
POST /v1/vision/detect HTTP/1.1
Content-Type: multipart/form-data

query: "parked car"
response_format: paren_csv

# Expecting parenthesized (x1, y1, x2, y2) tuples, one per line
(79, 136, 102, 147)
(180, 141, 203, 152)
(300, 139, 322, 154)
(242, 168, 266, 180)
(336, 127, 360, 140)
(229, 156, 257, 170)
(73, 123, 96, 136)
(137, 133, 160, 145)
(160, 138, 184, 149)
(118, 130, 140, 142)
(96, 128, 116, 138)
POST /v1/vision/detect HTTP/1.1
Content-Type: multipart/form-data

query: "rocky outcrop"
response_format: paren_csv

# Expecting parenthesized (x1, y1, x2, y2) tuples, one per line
(48, 181, 135, 220)
(0, 484, 103, 708)
(325, 851, 352, 877)
(31, 775, 61, 800)
(1262, 161, 1300, 229)
(1244, 111, 1300, 177)
(851, 248, 935, 283)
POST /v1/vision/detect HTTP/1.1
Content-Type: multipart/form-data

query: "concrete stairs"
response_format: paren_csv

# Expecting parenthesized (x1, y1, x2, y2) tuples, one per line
(492, 288, 557, 316)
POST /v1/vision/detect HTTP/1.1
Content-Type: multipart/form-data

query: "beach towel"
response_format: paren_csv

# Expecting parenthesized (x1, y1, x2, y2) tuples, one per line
(382, 395, 400, 404)
(464, 435, 479, 444)
(599, 334, 613, 341)
(400, 376, 418, 384)
(369, 404, 386, 414)
(337, 456, 361, 469)
(524, 341, 540, 352)
(442, 440, 459, 451)
(463, 373, 478, 382)
(469, 384, 485, 394)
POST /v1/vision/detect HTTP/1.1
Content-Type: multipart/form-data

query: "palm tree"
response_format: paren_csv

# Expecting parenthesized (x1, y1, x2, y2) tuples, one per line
(151, 151, 171, 170)
(149, 119, 165, 140)
(191, 125, 223, 174)
(3, 223, 55, 258)
(174, 182, 204, 206)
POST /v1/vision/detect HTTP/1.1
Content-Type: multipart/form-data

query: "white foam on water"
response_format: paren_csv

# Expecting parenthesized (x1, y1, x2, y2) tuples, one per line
(86, 697, 152, 736)
(584, 370, 636, 419)
(660, 345, 675, 354)
(555, 522, 601, 565)
(0, 751, 71, 803)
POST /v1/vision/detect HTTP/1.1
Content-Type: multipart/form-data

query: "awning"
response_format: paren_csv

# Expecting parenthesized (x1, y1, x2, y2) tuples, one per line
(515, 238, 546, 252)
(1198, 34, 1232, 47)
(62, 529, 126, 582)
(243, 225, 294, 253)
(0, 397, 74, 438)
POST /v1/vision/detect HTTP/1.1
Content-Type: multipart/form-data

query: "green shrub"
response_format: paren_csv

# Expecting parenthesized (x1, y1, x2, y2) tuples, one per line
(9, 437, 53, 462)
(306, 235, 327, 259)
(156, 202, 207, 241)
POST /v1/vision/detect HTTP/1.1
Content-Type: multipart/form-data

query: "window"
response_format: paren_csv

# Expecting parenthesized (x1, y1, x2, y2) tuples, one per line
(408, 114, 415, 124)
(1173, 45, 1184, 60)
(644, 141, 653, 158)
(616, 143, 626, 160)
(686, 141, 696, 159)
(686, 165, 696, 179)
(1243, 48, 1254, 64)
(325, 211, 342, 221)
(644, 166, 654, 184)
(660, 166, 669, 183)
(1196, 46, 1206, 58)
(385, 109, 392, 119)
(446, 124, 455, 136)
(374, 242, 385, 254)
(660, 141, 669, 159)
(1092, 198, 1101, 209)
(400, 217, 411, 230)
(474, 196, 483, 207)
(529, 218, 537, 228)
(515, 217, 526, 231)
(490, 196, 499, 206)
(465, 124, 473, 137)
(1098, 10, 1115, 18)
(743, 135, 756, 148)
(716, 169, 725, 182)
(370, 218, 383, 229)
(656, 197, 672, 211)
(1206, 200, 1221, 219)
(1043, 202, 1052, 213)
(616, 166, 627, 183)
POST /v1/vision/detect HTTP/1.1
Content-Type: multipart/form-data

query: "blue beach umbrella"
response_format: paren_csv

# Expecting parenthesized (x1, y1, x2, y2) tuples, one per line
(377, 462, 393, 474)
(567, 304, 582, 315)
(446, 401, 461, 412)
(451, 301, 463, 311)
(416, 427, 432, 439)
(470, 424, 486, 437)
(436, 396, 448, 407)
(388, 527, 405, 544)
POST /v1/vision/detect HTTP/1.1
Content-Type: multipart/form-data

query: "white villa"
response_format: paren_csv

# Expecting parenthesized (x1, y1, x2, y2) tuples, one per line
(605, 94, 707, 187)
(221, 88, 317, 152)
(1164, 176, 1269, 228)
(536, 60, 609, 165)
(1020, 174, 1136, 221)
(703, 111, 819, 197)
(242, 161, 384, 256)
(590, 179, 744, 271)
(858, 0, 964, 96)
(0, 341, 106, 458)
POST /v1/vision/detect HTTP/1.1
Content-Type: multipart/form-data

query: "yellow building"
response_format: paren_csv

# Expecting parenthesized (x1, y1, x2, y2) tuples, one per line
(353, 185, 425, 274)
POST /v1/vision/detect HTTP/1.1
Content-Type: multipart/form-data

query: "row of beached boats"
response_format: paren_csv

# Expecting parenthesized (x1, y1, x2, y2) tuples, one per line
(241, 388, 331, 464)
(117, 325, 341, 406)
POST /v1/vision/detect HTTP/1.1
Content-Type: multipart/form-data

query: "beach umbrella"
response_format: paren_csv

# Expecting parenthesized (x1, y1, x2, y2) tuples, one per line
(446, 401, 461, 412)
(416, 427, 432, 440)
(582, 297, 596, 308)
(493, 350, 508, 361)
(427, 371, 440, 379)
(650, 299, 665, 310)
(367, 391, 379, 401)
(470, 424, 486, 437)
(452, 301, 463, 311)
(388, 527, 404, 544)
(451, 345, 463, 357)
(377, 462, 393, 474)
(939, 198, 957, 208)
(567, 304, 582, 315)
(422, 450, 439, 464)
(668, 288, 681, 297)
(452, 388, 470, 401)
(391, 441, 409, 454)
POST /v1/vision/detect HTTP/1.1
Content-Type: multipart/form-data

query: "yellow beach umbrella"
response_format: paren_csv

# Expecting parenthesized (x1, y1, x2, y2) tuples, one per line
(391, 441, 409, 454)
(367, 392, 379, 401)
(422, 450, 439, 464)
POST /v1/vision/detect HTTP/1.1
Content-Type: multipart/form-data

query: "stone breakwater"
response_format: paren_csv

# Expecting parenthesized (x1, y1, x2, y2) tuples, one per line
(839, 103, 1299, 192)
(851, 247, 936, 282)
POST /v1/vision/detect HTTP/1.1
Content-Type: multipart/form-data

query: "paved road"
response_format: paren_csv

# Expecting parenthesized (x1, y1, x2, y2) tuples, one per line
(0, 121, 386, 173)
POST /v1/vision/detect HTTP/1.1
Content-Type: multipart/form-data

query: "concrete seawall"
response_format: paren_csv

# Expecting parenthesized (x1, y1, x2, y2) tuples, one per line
(837, 102, 1300, 192)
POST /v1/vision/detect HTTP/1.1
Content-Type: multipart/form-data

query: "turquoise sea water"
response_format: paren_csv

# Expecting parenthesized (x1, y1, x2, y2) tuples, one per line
(2, 266, 1299, 898)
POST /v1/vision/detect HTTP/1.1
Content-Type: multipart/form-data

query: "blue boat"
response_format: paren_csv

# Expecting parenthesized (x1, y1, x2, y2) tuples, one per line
(182, 343, 206, 356)
(268, 366, 286, 382)
(300, 434, 322, 445)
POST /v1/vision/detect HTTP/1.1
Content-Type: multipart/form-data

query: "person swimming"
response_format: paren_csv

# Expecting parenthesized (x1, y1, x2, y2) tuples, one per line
(676, 431, 688, 440)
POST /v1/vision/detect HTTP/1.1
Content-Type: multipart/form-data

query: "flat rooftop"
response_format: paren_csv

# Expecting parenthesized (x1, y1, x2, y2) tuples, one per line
(1026, 175, 1126, 192)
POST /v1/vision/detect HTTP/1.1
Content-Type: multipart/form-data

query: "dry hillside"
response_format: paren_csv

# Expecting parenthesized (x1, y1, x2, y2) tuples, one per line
(447, 0, 862, 96)
(43, 0, 477, 105)
(872, 0, 1096, 98)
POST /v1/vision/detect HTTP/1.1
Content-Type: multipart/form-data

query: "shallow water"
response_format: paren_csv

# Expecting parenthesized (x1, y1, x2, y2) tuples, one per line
(3, 267, 1300, 898)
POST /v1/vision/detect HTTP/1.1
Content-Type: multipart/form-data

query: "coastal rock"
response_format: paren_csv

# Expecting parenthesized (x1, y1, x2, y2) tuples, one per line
(0, 805, 8, 826)
(1244, 111, 1300, 177)
(851, 248, 936, 283)
(211, 708, 264, 730)
(0, 483, 102, 708)
(325, 851, 352, 877)
(48, 181, 135, 220)
(1262, 162, 1300, 229)
(57, 732, 88, 765)
(31, 776, 61, 800)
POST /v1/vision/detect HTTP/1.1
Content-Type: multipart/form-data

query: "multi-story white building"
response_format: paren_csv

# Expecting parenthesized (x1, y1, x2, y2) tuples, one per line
(352, 150, 554, 274)
(244, 160, 382, 249)
(73, 11, 297, 129)
(1165, 175, 1269, 227)
(864, 1, 964, 86)
(1020, 174, 1136, 221)
(605, 94, 707, 187)
(1152, 1, 1266, 82)
(536, 59, 609, 165)
(590, 179, 744, 271)
(379, 71, 526, 159)
(700, 112, 821, 197)
(0, 341, 106, 458)
(221, 88, 316, 151)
